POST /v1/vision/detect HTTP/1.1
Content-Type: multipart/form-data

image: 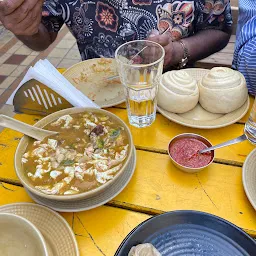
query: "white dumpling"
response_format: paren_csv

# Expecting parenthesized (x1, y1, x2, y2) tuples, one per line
(199, 67, 248, 114)
(128, 243, 161, 256)
(157, 70, 199, 113)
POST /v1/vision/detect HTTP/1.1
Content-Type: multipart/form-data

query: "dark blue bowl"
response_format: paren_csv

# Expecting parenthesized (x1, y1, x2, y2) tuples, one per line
(115, 210, 256, 256)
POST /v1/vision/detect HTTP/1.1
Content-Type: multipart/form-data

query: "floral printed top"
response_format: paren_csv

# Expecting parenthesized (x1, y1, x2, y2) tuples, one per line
(42, 0, 232, 60)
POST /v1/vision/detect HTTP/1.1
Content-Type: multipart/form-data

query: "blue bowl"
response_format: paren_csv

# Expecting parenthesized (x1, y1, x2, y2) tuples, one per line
(115, 210, 256, 256)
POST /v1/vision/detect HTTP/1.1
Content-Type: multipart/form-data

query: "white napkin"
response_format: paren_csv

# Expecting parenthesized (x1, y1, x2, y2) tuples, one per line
(6, 59, 99, 108)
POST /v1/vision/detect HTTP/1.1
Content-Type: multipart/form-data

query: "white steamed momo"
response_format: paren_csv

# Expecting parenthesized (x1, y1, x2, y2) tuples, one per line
(157, 70, 199, 113)
(199, 67, 248, 114)
(128, 243, 161, 256)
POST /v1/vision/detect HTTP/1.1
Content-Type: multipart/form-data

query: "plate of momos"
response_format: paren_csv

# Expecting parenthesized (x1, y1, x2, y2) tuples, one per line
(157, 67, 250, 129)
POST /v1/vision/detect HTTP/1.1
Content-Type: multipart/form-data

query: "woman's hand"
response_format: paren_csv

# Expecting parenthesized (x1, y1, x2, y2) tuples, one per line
(147, 32, 183, 69)
(0, 0, 44, 36)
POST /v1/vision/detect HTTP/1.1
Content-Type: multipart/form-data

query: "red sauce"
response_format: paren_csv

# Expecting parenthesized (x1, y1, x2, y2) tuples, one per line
(169, 138, 212, 168)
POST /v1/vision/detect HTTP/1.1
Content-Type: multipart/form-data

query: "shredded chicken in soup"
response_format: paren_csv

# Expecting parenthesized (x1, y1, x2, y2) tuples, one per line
(22, 112, 129, 195)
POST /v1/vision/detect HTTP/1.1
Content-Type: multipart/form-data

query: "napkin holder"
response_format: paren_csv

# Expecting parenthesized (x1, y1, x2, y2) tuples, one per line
(7, 59, 99, 115)
(13, 79, 73, 116)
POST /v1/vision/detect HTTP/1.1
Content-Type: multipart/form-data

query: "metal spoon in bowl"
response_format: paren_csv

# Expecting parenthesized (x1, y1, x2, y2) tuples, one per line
(199, 134, 247, 154)
(0, 114, 57, 141)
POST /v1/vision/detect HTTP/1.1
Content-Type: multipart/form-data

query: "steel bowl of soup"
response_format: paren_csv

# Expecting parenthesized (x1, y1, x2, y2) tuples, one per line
(15, 108, 133, 200)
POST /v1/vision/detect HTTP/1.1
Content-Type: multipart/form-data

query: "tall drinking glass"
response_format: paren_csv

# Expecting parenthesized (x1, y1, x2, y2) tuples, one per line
(115, 40, 165, 128)
(244, 59, 256, 144)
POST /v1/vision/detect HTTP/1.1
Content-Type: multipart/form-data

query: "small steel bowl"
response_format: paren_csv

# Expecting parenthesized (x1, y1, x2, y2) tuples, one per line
(168, 133, 215, 173)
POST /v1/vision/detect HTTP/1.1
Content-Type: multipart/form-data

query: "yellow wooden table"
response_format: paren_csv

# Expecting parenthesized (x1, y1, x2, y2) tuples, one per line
(0, 89, 256, 255)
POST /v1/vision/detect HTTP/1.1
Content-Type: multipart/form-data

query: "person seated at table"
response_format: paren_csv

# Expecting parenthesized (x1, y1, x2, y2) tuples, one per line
(0, 0, 232, 70)
(232, 0, 256, 96)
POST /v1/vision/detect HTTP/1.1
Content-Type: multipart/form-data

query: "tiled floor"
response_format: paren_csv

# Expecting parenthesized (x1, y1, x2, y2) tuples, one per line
(0, 25, 80, 108)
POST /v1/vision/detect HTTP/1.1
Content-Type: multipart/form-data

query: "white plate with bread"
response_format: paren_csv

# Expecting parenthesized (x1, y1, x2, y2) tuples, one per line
(157, 68, 250, 129)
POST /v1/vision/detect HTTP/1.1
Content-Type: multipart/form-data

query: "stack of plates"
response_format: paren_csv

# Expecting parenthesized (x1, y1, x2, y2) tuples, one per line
(0, 203, 79, 256)
(25, 147, 136, 212)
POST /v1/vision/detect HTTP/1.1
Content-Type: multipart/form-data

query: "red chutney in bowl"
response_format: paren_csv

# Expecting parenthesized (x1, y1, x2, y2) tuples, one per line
(169, 138, 212, 168)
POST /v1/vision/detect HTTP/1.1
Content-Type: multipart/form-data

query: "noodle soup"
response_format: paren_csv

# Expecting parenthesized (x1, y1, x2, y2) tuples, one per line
(22, 111, 129, 196)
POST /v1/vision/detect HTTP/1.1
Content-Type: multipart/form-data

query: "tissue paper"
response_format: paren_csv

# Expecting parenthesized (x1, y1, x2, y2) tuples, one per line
(7, 59, 99, 109)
